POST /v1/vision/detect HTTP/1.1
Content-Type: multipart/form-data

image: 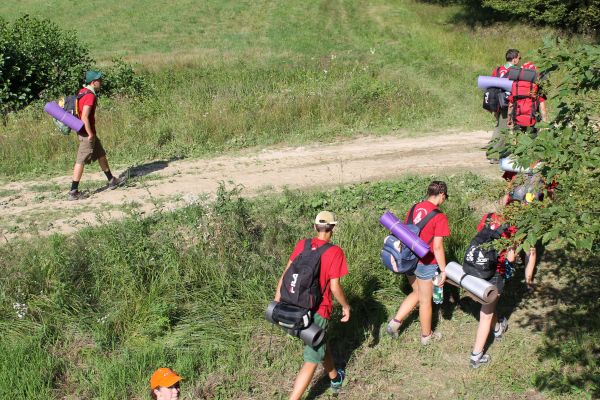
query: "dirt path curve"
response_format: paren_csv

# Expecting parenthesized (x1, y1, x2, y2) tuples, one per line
(0, 130, 497, 239)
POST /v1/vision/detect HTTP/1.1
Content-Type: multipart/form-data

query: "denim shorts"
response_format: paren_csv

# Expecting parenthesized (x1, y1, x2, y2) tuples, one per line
(415, 263, 438, 280)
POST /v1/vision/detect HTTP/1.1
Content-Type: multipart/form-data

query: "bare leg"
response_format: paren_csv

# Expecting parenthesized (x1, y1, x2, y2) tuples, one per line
(72, 163, 85, 183)
(289, 362, 318, 400)
(394, 275, 419, 321)
(322, 346, 337, 380)
(473, 298, 498, 353)
(417, 277, 433, 336)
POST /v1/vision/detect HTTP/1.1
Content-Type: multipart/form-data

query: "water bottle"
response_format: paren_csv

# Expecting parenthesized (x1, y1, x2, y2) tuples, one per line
(432, 272, 443, 304)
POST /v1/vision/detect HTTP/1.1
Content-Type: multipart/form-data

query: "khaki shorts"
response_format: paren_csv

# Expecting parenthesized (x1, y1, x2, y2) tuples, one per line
(76, 135, 106, 165)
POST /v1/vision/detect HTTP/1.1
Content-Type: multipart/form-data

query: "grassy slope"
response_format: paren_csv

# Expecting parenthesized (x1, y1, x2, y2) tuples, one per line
(1, 174, 597, 399)
(0, 0, 552, 178)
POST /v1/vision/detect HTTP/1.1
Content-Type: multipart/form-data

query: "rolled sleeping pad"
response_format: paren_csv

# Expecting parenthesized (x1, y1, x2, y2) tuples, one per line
(44, 101, 84, 133)
(265, 301, 325, 347)
(500, 157, 542, 174)
(379, 211, 430, 259)
(446, 262, 499, 304)
(477, 76, 513, 92)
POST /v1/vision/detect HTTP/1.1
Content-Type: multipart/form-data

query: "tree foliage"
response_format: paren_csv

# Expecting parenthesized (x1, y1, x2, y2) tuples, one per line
(501, 39, 600, 251)
(0, 15, 147, 117)
(482, 0, 600, 35)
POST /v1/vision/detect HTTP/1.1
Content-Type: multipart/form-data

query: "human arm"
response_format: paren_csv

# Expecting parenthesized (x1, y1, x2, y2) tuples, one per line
(274, 260, 292, 302)
(539, 101, 548, 123)
(330, 278, 350, 322)
(525, 247, 537, 286)
(80, 105, 95, 140)
(432, 236, 446, 286)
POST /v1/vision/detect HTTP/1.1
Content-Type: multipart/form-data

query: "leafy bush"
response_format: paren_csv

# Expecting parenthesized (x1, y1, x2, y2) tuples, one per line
(498, 39, 600, 251)
(0, 15, 93, 115)
(482, 0, 600, 35)
(0, 15, 147, 116)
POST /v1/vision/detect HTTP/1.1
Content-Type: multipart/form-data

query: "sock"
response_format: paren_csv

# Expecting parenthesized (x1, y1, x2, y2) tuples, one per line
(470, 350, 483, 361)
(388, 318, 402, 332)
(71, 181, 79, 191)
(104, 170, 113, 181)
(331, 373, 342, 383)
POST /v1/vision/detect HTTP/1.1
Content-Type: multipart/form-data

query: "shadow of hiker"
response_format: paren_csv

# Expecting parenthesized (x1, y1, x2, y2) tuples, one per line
(516, 250, 600, 398)
(415, 0, 514, 28)
(304, 275, 387, 400)
(92, 156, 183, 194)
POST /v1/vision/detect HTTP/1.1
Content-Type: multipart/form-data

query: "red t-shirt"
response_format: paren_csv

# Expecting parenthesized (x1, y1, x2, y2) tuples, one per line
(405, 201, 450, 265)
(288, 238, 349, 319)
(77, 88, 96, 134)
(492, 65, 511, 78)
(476, 213, 517, 273)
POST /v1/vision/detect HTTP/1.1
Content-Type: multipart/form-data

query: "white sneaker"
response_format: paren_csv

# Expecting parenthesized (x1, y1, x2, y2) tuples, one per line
(420, 331, 442, 346)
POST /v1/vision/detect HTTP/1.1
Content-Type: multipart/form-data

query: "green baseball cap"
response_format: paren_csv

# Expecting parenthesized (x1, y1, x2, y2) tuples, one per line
(85, 70, 103, 84)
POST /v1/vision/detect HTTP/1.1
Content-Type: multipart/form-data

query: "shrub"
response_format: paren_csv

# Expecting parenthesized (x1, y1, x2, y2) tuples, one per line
(0, 15, 93, 115)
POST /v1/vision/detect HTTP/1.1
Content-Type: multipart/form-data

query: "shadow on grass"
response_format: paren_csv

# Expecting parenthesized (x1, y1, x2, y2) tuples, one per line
(417, 0, 514, 28)
(517, 250, 600, 398)
(305, 276, 387, 400)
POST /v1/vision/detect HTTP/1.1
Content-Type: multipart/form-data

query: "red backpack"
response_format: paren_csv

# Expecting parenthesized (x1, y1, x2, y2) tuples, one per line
(509, 80, 540, 127)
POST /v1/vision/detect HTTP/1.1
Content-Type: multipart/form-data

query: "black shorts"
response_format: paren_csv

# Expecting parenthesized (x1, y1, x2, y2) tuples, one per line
(487, 272, 505, 295)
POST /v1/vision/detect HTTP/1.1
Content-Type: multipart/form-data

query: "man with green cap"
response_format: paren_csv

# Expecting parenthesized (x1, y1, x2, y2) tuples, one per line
(68, 70, 125, 200)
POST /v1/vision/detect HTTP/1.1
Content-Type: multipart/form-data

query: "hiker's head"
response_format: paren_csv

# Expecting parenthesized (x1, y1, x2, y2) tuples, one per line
(505, 49, 521, 65)
(150, 368, 181, 400)
(314, 211, 337, 238)
(85, 70, 103, 91)
(427, 181, 448, 205)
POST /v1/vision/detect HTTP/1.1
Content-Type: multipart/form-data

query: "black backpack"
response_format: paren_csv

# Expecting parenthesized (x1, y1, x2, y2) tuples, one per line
(463, 213, 507, 279)
(483, 67, 508, 112)
(280, 239, 332, 311)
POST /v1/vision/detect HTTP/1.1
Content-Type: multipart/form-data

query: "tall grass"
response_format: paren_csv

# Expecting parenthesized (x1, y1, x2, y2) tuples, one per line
(0, 174, 502, 399)
(0, 0, 554, 178)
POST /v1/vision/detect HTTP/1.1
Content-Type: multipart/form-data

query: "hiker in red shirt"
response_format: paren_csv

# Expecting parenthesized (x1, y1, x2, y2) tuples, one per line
(274, 211, 351, 399)
(469, 205, 515, 368)
(488, 49, 521, 161)
(386, 181, 450, 345)
(68, 70, 125, 200)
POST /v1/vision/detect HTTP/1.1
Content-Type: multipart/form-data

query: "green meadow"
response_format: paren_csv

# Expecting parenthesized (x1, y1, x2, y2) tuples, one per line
(2, 175, 597, 399)
(0, 0, 552, 178)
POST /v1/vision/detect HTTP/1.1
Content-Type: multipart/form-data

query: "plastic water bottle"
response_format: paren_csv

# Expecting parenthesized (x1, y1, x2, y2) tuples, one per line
(432, 273, 444, 304)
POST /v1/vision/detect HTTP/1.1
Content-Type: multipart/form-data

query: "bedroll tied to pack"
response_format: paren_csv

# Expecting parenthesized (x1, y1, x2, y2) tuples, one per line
(380, 205, 440, 274)
(52, 89, 93, 135)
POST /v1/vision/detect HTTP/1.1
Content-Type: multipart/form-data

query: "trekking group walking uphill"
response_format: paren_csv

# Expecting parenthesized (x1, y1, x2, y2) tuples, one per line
(39, 47, 552, 398)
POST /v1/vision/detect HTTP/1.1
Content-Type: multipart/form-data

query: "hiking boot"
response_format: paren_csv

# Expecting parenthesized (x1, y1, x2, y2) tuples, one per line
(420, 331, 442, 346)
(107, 176, 126, 190)
(67, 190, 88, 201)
(330, 369, 345, 394)
(470, 353, 491, 369)
(494, 317, 508, 341)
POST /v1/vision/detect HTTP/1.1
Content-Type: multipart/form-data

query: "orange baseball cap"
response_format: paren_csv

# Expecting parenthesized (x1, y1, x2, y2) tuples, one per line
(150, 368, 182, 389)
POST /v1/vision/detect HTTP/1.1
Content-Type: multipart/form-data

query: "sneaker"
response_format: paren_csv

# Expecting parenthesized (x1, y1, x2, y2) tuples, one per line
(107, 176, 126, 190)
(386, 324, 399, 339)
(330, 368, 345, 394)
(67, 190, 88, 201)
(494, 317, 508, 341)
(470, 353, 491, 369)
(420, 331, 442, 346)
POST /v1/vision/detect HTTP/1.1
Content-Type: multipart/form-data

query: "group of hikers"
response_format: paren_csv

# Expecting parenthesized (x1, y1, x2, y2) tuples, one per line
(63, 48, 547, 399)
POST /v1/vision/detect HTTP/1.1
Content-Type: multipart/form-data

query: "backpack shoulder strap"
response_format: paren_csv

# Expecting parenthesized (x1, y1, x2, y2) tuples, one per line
(76, 89, 94, 100)
(407, 204, 418, 224)
(485, 213, 494, 225)
(495, 66, 501, 77)
(315, 242, 333, 257)
(416, 209, 440, 230)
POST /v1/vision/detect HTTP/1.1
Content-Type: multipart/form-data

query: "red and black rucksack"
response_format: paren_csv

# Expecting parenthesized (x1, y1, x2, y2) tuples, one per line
(280, 239, 332, 311)
(482, 67, 507, 113)
(508, 67, 540, 127)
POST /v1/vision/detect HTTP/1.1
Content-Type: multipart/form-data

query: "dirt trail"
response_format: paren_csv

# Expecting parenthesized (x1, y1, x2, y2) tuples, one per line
(0, 130, 497, 239)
